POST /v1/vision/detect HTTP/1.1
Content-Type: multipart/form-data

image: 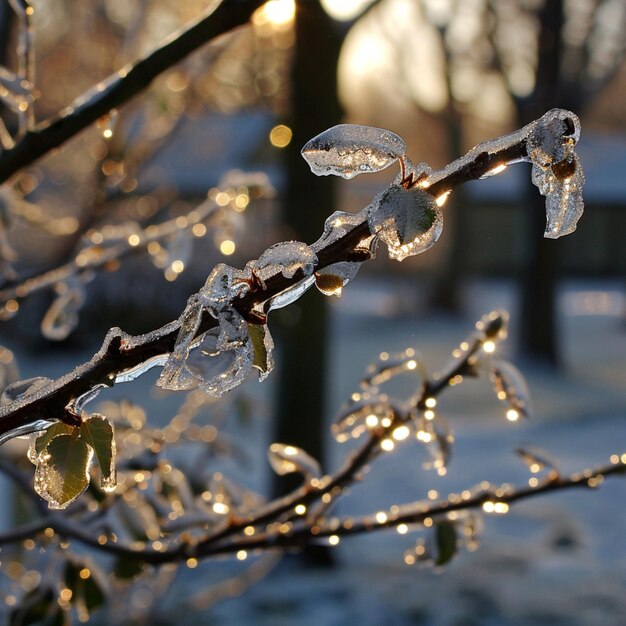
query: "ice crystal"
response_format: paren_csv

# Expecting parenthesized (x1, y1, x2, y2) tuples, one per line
(368, 185, 443, 261)
(302, 124, 406, 179)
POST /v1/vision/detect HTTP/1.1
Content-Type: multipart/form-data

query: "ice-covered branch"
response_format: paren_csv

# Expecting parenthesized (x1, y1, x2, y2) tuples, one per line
(0, 109, 584, 443)
(0, 0, 265, 184)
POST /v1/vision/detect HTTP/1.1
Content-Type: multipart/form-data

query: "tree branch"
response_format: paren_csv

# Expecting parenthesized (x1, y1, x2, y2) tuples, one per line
(0, 0, 265, 184)
(0, 128, 532, 440)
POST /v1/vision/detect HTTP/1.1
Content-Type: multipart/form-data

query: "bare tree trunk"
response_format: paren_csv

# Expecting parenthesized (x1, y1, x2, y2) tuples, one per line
(272, 2, 342, 564)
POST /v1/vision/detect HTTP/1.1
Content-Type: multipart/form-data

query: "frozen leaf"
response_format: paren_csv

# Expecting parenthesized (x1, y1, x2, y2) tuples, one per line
(8, 586, 61, 626)
(80, 414, 116, 492)
(415, 414, 454, 470)
(459, 512, 482, 552)
(34, 433, 93, 509)
(0, 66, 34, 114)
(29, 422, 75, 464)
(435, 521, 459, 566)
(247, 323, 275, 380)
(117, 494, 161, 542)
(2, 376, 52, 405)
(489, 357, 532, 420)
(199, 263, 246, 314)
(332, 397, 394, 443)
(315, 262, 361, 297)
(526, 109, 581, 168)
(64, 559, 107, 618)
(368, 185, 443, 261)
(267, 443, 321, 480)
(40, 280, 86, 341)
(251, 241, 317, 288)
(516, 446, 558, 475)
(158, 295, 204, 392)
(361, 351, 425, 390)
(302, 124, 406, 179)
(164, 309, 253, 398)
(532, 154, 585, 238)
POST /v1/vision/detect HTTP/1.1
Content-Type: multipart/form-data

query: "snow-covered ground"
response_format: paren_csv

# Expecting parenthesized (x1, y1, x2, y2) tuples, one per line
(2, 278, 625, 624)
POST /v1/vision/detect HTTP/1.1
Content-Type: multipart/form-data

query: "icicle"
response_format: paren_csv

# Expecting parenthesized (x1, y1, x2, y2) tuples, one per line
(302, 124, 406, 179)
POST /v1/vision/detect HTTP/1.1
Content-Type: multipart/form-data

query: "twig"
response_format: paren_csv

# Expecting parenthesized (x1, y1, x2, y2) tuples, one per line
(0, 0, 265, 184)
(0, 127, 532, 440)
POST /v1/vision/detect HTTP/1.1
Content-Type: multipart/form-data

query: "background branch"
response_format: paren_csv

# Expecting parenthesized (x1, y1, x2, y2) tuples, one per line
(0, 0, 265, 184)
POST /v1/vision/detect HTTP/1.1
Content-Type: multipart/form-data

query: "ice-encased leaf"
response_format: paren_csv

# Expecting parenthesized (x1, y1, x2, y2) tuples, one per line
(315, 262, 361, 297)
(199, 263, 246, 314)
(532, 154, 585, 238)
(302, 124, 406, 179)
(80, 414, 116, 492)
(34, 434, 93, 509)
(183, 310, 253, 397)
(489, 357, 532, 419)
(247, 323, 275, 380)
(516, 446, 558, 475)
(0, 66, 35, 114)
(312, 208, 372, 255)
(332, 396, 394, 443)
(415, 414, 454, 470)
(526, 109, 581, 168)
(251, 241, 317, 288)
(267, 443, 321, 479)
(265, 275, 316, 313)
(29, 422, 75, 464)
(368, 185, 443, 261)
(434, 521, 459, 566)
(40, 280, 86, 341)
(360, 351, 425, 391)
(1, 376, 52, 405)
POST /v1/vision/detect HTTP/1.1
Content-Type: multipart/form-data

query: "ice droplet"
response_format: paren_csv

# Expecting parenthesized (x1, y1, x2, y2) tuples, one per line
(315, 262, 361, 297)
(532, 154, 585, 238)
(250, 241, 317, 288)
(302, 124, 406, 179)
(368, 185, 443, 261)
(267, 443, 322, 479)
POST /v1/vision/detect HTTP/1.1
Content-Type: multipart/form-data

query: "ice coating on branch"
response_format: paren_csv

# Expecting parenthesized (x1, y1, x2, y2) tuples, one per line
(368, 185, 443, 261)
(315, 262, 361, 297)
(302, 124, 406, 179)
(249, 241, 317, 288)
(532, 154, 585, 238)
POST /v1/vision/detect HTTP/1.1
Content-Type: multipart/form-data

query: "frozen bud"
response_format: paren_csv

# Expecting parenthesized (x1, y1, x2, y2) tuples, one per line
(302, 124, 406, 179)
(368, 185, 443, 261)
